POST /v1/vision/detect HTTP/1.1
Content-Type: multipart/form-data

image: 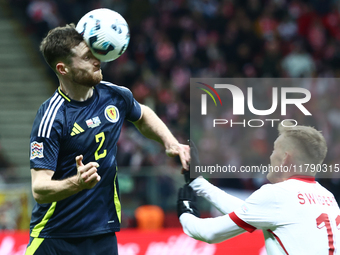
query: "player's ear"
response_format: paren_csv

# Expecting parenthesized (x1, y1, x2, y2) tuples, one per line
(56, 62, 69, 75)
(282, 151, 292, 166)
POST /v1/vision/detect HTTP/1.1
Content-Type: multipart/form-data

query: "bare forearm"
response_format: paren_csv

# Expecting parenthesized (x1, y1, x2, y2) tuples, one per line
(133, 105, 178, 148)
(133, 105, 190, 169)
(31, 157, 100, 204)
(32, 175, 82, 204)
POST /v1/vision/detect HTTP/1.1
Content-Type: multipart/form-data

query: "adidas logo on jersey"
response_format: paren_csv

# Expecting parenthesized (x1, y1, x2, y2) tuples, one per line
(71, 122, 84, 136)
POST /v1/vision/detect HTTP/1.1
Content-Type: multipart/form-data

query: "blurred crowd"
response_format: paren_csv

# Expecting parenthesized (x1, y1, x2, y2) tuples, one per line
(5, 0, 340, 204)
(0, 142, 15, 183)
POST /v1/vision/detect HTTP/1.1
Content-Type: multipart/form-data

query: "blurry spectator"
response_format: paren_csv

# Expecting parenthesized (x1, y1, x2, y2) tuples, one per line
(189, 0, 218, 18)
(0, 142, 15, 182)
(306, 20, 326, 54)
(297, 2, 318, 38)
(55, 0, 95, 24)
(26, 0, 61, 39)
(245, 0, 262, 21)
(322, 6, 340, 41)
(178, 33, 197, 63)
(256, 3, 278, 40)
(260, 39, 282, 77)
(281, 41, 316, 77)
(155, 34, 176, 66)
(0, 207, 16, 229)
(277, 15, 298, 41)
(329, 42, 340, 76)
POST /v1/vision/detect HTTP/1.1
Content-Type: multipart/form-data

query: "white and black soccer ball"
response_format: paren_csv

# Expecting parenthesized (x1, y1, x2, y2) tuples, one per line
(76, 8, 130, 62)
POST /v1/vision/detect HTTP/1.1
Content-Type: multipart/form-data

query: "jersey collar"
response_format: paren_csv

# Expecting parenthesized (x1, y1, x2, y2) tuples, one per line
(288, 175, 316, 183)
(58, 87, 71, 102)
(58, 87, 97, 106)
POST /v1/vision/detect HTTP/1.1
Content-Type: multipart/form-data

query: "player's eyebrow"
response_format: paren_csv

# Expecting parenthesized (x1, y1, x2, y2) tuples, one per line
(80, 49, 91, 58)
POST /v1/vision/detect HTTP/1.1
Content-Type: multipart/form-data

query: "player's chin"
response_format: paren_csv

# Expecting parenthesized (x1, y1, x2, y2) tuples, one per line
(83, 77, 102, 87)
(93, 71, 103, 84)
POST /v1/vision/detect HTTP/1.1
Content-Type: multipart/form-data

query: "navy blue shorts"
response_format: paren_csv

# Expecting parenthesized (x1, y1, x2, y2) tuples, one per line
(25, 233, 118, 255)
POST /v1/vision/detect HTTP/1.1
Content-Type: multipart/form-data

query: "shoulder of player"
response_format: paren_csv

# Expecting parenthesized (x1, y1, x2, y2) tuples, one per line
(97, 81, 134, 109)
(98, 81, 132, 95)
(33, 92, 66, 137)
(257, 183, 279, 192)
(313, 181, 335, 197)
(37, 91, 67, 117)
(264, 179, 299, 192)
(256, 179, 305, 198)
(247, 183, 283, 202)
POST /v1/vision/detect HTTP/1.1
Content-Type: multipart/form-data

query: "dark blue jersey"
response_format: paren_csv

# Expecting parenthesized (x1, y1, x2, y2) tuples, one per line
(29, 81, 141, 238)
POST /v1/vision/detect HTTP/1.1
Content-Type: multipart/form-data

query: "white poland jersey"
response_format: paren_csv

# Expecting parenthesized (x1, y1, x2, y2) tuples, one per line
(230, 177, 340, 255)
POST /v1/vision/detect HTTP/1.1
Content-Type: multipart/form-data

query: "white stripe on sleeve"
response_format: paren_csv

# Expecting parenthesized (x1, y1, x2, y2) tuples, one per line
(38, 93, 59, 137)
(46, 98, 64, 138)
(38, 94, 64, 138)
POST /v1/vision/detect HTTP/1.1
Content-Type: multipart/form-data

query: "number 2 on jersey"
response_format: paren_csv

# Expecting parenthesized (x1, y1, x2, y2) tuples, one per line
(95, 132, 107, 160)
(316, 213, 340, 255)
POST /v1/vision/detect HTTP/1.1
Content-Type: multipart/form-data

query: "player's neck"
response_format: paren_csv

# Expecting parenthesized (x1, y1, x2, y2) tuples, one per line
(59, 82, 94, 102)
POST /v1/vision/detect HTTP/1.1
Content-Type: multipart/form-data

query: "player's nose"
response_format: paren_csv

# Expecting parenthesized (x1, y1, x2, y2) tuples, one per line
(93, 57, 100, 67)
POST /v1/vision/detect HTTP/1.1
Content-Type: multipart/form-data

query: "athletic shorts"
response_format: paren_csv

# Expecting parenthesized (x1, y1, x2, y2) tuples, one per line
(25, 232, 118, 255)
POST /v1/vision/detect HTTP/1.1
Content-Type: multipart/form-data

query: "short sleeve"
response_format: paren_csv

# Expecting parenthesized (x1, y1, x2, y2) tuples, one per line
(230, 184, 279, 232)
(29, 106, 62, 171)
(126, 98, 141, 122)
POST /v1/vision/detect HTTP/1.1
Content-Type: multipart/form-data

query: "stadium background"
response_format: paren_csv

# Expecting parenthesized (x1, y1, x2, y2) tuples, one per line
(0, 0, 339, 254)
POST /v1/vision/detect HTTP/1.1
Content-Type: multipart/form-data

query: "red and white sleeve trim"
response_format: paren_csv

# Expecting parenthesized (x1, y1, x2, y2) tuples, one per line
(267, 229, 289, 255)
(229, 212, 257, 233)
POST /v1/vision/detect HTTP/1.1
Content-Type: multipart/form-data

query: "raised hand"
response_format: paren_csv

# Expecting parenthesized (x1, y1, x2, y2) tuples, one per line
(177, 184, 200, 218)
(184, 140, 201, 184)
(75, 155, 101, 189)
(166, 143, 190, 171)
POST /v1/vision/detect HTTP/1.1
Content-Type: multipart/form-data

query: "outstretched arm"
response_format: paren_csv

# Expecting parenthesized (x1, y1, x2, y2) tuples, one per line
(186, 142, 243, 214)
(189, 176, 244, 214)
(180, 213, 245, 243)
(177, 184, 245, 244)
(133, 104, 190, 170)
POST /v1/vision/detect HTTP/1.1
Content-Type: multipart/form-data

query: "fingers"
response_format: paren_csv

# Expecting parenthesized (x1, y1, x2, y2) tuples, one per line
(76, 155, 84, 168)
(178, 150, 188, 170)
(79, 162, 99, 172)
(179, 144, 190, 170)
(75, 156, 101, 188)
(81, 163, 100, 183)
(167, 144, 190, 170)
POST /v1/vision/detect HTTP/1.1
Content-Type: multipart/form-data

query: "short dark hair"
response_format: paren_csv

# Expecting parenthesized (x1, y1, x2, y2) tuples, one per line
(40, 24, 84, 72)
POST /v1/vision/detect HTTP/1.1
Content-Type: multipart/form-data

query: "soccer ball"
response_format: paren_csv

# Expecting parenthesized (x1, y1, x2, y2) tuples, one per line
(76, 8, 130, 62)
